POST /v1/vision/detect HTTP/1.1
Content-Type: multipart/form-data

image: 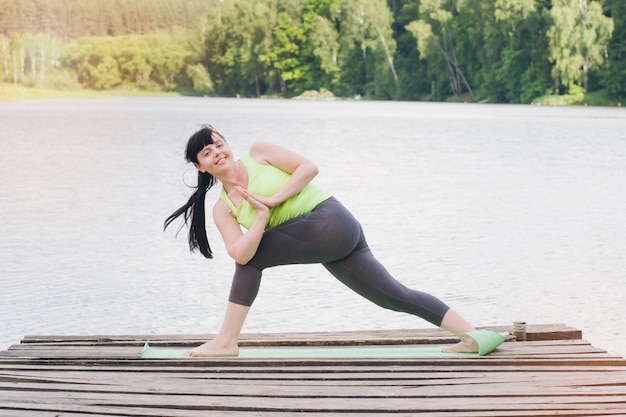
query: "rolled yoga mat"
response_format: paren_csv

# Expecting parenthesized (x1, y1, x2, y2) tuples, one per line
(141, 330, 504, 359)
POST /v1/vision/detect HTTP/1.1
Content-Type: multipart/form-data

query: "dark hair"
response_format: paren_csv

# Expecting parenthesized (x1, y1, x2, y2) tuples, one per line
(164, 125, 223, 258)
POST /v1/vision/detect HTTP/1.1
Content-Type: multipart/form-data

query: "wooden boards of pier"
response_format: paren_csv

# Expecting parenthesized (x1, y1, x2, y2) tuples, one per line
(0, 324, 625, 416)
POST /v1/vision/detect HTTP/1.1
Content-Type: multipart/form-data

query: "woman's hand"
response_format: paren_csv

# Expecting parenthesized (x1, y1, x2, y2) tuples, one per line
(235, 186, 273, 211)
(236, 186, 277, 208)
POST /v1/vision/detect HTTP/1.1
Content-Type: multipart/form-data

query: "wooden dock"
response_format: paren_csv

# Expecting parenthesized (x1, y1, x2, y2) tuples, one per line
(1, 324, 625, 416)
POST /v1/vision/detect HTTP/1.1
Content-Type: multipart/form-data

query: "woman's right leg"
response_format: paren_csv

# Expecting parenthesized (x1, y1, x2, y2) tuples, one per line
(186, 302, 249, 356)
(228, 197, 361, 307)
(189, 198, 356, 357)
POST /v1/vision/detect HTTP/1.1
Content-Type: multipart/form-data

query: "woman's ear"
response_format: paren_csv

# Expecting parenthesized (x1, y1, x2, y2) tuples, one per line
(194, 162, 204, 173)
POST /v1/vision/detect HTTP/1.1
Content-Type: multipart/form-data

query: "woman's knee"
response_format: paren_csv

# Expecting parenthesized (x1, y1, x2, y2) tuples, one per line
(228, 262, 262, 306)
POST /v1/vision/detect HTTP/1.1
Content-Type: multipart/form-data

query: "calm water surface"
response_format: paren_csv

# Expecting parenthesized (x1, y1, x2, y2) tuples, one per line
(1, 97, 625, 356)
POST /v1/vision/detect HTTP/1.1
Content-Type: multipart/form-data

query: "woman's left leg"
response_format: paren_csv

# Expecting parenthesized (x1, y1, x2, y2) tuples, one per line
(323, 246, 477, 352)
(322, 236, 451, 327)
(320, 203, 478, 352)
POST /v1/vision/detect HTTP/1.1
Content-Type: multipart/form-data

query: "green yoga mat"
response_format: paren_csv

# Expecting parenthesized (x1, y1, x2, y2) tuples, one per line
(141, 330, 504, 359)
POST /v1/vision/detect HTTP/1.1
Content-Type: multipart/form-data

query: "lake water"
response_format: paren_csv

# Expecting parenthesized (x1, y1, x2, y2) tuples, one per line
(1, 97, 625, 357)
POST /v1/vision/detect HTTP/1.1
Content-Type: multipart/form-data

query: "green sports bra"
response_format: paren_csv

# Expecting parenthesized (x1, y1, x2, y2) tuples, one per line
(220, 153, 331, 230)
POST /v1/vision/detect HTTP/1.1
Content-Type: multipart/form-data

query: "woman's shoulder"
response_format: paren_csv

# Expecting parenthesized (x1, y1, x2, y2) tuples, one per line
(248, 141, 312, 175)
(249, 140, 274, 153)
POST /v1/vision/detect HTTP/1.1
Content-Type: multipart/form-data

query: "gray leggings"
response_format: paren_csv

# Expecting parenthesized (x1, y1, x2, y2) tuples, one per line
(228, 197, 450, 327)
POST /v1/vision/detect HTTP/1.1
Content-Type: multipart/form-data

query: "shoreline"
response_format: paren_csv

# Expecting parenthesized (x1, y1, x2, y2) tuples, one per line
(0, 83, 183, 102)
(2, 83, 624, 107)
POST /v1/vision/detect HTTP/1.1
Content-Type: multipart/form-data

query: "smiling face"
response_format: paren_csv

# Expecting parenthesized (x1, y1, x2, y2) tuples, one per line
(184, 125, 233, 176)
(194, 137, 233, 175)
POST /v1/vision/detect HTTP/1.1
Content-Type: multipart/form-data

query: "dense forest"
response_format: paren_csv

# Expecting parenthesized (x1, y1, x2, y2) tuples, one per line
(0, 0, 213, 39)
(1, 0, 624, 103)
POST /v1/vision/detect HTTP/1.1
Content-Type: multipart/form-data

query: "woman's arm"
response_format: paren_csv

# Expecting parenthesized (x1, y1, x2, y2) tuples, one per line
(246, 141, 319, 207)
(215, 142, 318, 264)
(213, 197, 268, 265)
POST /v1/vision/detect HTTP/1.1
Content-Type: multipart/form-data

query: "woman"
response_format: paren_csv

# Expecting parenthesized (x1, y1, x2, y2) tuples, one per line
(166, 125, 482, 356)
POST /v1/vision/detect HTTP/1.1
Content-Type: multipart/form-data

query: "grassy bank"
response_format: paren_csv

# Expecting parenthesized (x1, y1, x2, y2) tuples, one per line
(2, 83, 624, 106)
(532, 87, 625, 107)
(0, 83, 182, 101)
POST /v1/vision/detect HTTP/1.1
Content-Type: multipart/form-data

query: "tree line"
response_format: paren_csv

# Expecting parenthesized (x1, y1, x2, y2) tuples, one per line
(0, 0, 213, 40)
(1, 0, 624, 103)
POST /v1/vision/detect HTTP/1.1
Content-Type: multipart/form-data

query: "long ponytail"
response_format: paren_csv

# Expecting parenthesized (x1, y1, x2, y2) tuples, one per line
(164, 125, 221, 259)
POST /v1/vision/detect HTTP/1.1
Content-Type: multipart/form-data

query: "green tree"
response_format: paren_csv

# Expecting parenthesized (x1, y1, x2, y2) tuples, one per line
(90, 55, 122, 90)
(0, 35, 9, 81)
(117, 36, 152, 86)
(146, 29, 193, 89)
(504, 6, 552, 103)
(186, 63, 214, 94)
(8, 34, 25, 85)
(62, 37, 123, 89)
(335, 0, 398, 98)
(199, 0, 306, 97)
(199, 0, 274, 96)
(0, 31, 74, 88)
(291, 0, 341, 93)
(455, 0, 547, 103)
(21, 33, 62, 87)
(389, 0, 428, 100)
(548, 0, 614, 93)
(199, 1, 235, 95)
(406, 0, 474, 99)
(308, 10, 341, 88)
(603, 0, 625, 97)
(260, 12, 306, 94)
(237, 2, 273, 96)
(367, 0, 399, 95)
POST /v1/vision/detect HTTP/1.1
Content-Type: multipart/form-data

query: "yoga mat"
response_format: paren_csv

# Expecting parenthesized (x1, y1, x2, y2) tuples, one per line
(469, 329, 506, 356)
(141, 330, 504, 359)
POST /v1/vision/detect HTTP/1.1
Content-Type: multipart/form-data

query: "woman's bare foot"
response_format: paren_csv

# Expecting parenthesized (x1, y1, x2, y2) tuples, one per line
(185, 339, 239, 357)
(441, 334, 478, 353)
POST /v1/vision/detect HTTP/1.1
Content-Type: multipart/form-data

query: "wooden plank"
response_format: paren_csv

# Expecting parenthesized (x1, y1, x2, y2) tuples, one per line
(8, 339, 602, 354)
(16, 324, 580, 346)
(1, 406, 624, 417)
(1, 406, 625, 417)
(2, 357, 626, 369)
(1, 339, 622, 362)
(2, 369, 626, 392)
(2, 371, 626, 402)
(2, 374, 626, 397)
(2, 388, 626, 412)
(2, 362, 625, 375)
